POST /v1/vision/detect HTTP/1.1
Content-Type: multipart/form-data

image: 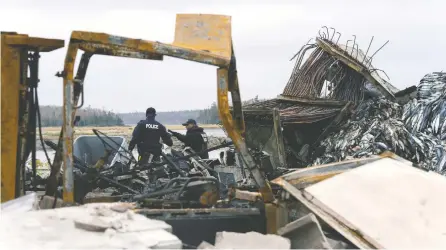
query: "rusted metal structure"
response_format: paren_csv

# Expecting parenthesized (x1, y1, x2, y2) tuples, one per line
(48, 14, 273, 204)
(282, 37, 398, 102)
(1, 32, 64, 202)
(242, 28, 400, 168)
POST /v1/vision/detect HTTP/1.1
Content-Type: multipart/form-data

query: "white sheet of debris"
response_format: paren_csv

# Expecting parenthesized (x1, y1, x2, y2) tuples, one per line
(305, 158, 446, 249)
(1, 192, 40, 213)
(0, 202, 181, 249)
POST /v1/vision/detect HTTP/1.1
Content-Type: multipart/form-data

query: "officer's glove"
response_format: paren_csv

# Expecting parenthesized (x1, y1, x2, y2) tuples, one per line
(169, 130, 180, 137)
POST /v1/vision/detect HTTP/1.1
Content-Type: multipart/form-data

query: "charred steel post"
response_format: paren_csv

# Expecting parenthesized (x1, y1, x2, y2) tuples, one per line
(15, 49, 30, 197)
(47, 51, 91, 199)
(272, 108, 286, 168)
(28, 51, 40, 191)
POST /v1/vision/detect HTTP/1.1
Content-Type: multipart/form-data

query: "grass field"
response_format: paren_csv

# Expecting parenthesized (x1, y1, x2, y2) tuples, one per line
(41, 124, 221, 139)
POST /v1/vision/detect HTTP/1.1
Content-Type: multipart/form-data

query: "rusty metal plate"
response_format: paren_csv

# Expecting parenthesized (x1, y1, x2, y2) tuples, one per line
(173, 14, 232, 60)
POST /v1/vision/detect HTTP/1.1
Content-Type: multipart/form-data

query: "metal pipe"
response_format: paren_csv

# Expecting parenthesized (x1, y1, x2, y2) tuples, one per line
(30, 54, 38, 191)
(335, 32, 341, 45)
(351, 35, 356, 56)
(362, 36, 374, 64)
(322, 26, 329, 40)
(367, 40, 389, 66)
(329, 27, 336, 41)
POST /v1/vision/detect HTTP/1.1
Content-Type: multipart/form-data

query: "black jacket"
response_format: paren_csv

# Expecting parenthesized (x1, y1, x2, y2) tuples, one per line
(174, 126, 209, 159)
(129, 117, 173, 156)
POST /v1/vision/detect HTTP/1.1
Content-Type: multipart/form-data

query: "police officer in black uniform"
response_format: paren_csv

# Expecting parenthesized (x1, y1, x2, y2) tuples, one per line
(128, 107, 173, 164)
(170, 119, 209, 159)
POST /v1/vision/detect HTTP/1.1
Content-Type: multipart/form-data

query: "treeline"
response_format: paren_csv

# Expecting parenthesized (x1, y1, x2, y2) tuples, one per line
(196, 102, 220, 124)
(39, 105, 124, 127)
(39, 97, 265, 127)
(119, 110, 202, 125)
(120, 96, 264, 125)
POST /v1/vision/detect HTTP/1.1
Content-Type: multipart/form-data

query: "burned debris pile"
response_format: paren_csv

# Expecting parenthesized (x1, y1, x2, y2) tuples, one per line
(242, 28, 395, 169)
(312, 72, 446, 173)
(25, 129, 269, 246)
(312, 95, 446, 173)
(310, 72, 446, 173)
(243, 27, 446, 174)
(283, 43, 365, 103)
(403, 72, 446, 139)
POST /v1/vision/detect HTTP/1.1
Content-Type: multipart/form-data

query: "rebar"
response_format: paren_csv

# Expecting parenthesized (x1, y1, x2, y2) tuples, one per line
(329, 27, 336, 41)
(282, 36, 374, 105)
(351, 35, 357, 56)
(363, 36, 374, 64)
(366, 40, 389, 66)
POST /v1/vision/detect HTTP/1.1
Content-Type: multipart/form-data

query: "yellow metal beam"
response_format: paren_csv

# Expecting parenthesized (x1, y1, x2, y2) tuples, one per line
(57, 14, 273, 204)
(173, 14, 232, 59)
(4, 34, 64, 52)
(1, 32, 64, 202)
(79, 43, 163, 60)
(70, 29, 230, 67)
(217, 68, 274, 202)
(1, 33, 21, 202)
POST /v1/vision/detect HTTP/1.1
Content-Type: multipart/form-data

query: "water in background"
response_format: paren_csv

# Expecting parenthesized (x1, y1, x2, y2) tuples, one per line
(34, 128, 227, 166)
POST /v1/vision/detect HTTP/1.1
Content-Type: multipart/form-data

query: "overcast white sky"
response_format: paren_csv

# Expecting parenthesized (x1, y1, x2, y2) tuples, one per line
(1, 0, 445, 112)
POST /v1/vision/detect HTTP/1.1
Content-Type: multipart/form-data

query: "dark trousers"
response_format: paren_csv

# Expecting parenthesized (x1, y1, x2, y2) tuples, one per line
(137, 151, 161, 165)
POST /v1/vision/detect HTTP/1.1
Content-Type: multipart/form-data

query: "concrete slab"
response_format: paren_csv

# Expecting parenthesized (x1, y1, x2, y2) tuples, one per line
(305, 158, 446, 249)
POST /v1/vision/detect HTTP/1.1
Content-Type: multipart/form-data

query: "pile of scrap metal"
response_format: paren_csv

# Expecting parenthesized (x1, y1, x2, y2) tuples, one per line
(7, 15, 287, 248)
(312, 73, 446, 174)
(242, 27, 396, 168)
(23, 129, 243, 206)
(21, 130, 273, 247)
(242, 27, 446, 174)
(10, 152, 446, 249)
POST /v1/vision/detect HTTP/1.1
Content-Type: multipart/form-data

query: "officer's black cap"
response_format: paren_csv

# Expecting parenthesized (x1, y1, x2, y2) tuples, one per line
(182, 119, 197, 126)
(146, 107, 156, 116)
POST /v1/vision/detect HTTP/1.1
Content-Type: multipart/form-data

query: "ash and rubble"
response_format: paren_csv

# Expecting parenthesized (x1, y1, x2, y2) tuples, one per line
(2, 194, 292, 249)
(241, 27, 446, 176)
(403, 72, 446, 138)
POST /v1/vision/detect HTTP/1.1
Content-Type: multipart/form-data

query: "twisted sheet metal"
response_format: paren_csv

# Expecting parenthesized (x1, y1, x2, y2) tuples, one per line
(243, 99, 341, 124)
